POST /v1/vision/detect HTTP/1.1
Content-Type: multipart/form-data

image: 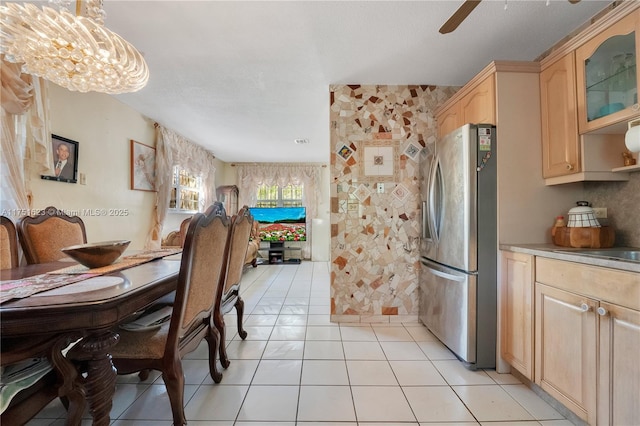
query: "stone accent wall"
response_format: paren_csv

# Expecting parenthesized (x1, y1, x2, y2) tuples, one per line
(329, 84, 456, 321)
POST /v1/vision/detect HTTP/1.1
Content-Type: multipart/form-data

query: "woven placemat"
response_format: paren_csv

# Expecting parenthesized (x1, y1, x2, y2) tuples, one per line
(48, 257, 149, 275)
(0, 248, 182, 304)
(1, 273, 98, 304)
(49, 248, 183, 275)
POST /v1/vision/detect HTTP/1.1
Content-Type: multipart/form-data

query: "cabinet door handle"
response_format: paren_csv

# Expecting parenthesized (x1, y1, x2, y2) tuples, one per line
(566, 163, 574, 171)
(597, 307, 608, 316)
(580, 303, 590, 312)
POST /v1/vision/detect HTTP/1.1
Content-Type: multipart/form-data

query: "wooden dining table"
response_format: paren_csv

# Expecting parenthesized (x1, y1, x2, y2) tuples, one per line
(0, 256, 181, 426)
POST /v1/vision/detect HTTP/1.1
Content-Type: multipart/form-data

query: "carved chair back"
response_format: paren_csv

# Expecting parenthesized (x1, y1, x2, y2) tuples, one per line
(109, 202, 231, 425)
(17, 207, 87, 264)
(0, 216, 19, 269)
(215, 206, 253, 367)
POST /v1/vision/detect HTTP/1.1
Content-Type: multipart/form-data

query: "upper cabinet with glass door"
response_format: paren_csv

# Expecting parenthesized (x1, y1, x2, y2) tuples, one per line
(576, 11, 640, 133)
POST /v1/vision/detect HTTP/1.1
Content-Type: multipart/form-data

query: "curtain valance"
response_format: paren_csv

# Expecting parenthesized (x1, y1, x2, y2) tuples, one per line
(236, 163, 322, 259)
(146, 124, 217, 248)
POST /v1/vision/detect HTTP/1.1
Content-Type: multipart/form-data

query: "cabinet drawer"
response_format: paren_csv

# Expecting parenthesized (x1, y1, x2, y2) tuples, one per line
(536, 257, 640, 310)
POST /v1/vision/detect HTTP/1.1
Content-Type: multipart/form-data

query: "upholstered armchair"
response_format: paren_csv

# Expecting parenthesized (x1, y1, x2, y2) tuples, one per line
(244, 219, 260, 268)
(161, 216, 192, 248)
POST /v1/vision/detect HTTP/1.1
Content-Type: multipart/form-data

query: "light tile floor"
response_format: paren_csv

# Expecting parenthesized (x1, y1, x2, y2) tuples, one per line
(28, 261, 573, 426)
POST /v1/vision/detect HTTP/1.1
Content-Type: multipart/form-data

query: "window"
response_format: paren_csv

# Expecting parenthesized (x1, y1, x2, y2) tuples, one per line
(256, 184, 303, 207)
(169, 166, 204, 212)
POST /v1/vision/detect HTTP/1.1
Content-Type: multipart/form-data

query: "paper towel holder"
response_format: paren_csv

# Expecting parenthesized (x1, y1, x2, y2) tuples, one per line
(625, 118, 640, 154)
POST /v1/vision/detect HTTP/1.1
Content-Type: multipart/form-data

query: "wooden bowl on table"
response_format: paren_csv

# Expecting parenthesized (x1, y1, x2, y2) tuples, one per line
(61, 240, 130, 268)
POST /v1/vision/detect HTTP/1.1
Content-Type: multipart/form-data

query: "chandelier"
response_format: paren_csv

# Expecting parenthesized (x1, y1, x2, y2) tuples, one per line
(0, 0, 149, 94)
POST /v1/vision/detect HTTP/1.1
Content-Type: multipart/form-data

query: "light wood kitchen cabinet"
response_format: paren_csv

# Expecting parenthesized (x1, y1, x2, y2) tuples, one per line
(542, 133, 630, 185)
(535, 257, 640, 425)
(535, 282, 597, 423)
(437, 61, 570, 246)
(499, 251, 534, 380)
(460, 74, 495, 127)
(537, 3, 639, 184)
(436, 102, 460, 139)
(575, 10, 640, 134)
(597, 301, 640, 426)
(436, 73, 496, 138)
(540, 52, 580, 178)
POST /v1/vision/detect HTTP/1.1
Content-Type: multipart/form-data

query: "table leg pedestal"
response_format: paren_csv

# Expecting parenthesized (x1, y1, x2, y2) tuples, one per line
(75, 330, 120, 426)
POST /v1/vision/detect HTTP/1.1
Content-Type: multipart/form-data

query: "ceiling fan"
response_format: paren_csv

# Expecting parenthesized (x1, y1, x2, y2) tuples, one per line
(439, 0, 581, 34)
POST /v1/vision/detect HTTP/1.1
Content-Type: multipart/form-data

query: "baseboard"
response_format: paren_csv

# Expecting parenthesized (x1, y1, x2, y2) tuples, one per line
(330, 314, 420, 324)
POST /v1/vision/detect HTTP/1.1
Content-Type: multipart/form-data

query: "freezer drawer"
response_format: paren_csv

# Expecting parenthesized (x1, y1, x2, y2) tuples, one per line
(419, 258, 477, 364)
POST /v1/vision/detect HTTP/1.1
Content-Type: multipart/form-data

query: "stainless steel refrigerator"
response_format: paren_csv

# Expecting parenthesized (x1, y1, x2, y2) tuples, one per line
(419, 123, 497, 369)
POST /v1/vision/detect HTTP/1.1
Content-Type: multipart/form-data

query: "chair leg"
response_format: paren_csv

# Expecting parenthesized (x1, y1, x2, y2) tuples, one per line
(205, 324, 223, 383)
(162, 362, 186, 426)
(138, 369, 151, 381)
(214, 308, 230, 369)
(235, 297, 248, 340)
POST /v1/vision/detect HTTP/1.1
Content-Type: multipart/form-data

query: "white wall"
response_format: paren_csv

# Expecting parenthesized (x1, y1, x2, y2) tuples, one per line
(312, 166, 331, 261)
(30, 83, 156, 250)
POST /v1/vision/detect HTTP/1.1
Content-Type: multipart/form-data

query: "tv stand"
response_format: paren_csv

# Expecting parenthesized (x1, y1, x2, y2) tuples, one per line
(267, 241, 301, 264)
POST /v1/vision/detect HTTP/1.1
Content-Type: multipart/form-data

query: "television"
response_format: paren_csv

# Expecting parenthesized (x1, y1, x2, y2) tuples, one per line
(249, 207, 306, 242)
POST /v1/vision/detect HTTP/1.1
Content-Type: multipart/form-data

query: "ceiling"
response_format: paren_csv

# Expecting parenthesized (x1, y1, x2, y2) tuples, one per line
(93, 0, 613, 163)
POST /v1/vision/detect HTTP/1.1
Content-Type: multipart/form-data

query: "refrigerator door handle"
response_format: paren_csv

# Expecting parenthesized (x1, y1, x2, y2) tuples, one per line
(427, 266, 465, 282)
(422, 200, 429, 240)
(428, 157, 442, 243)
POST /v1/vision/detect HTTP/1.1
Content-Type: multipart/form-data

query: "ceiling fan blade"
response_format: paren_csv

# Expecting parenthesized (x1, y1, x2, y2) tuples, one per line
(439, 0, 482, 34)
(568, 0, 581, 4)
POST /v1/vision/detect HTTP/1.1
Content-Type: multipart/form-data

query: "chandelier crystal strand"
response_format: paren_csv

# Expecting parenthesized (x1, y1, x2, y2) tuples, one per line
(0, 0, 148, 94)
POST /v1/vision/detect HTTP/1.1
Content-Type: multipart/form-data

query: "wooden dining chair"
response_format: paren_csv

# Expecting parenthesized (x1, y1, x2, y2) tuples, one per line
(16, 206, 87, 264)
(1, 216, 19, 269)
(107, 202, 231, 426)
(178, 215, 192, 248)
(215, 206, 253, 368)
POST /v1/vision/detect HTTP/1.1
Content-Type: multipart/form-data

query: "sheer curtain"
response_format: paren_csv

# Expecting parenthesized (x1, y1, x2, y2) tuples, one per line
(146, 123, 217, 249)
(1, 57, 52, 219)
(236, 163, 321, 259)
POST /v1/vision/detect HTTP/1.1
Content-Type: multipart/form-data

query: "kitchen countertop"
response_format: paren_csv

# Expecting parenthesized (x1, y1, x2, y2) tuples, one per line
(500, 243, 640, 274)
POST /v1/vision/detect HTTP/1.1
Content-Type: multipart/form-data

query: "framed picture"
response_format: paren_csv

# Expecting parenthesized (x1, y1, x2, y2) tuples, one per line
(359, 140, 399, 183)
(41, 134, 78, 183)
(130, 140, 156, 191)
(337, 144, 354, 161)
(403, 142, 421, 160)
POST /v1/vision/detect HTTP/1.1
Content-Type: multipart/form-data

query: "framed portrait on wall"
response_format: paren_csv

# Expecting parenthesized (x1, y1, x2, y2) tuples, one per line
(41, 134, 79, 183)
(130, 140, 156, 191)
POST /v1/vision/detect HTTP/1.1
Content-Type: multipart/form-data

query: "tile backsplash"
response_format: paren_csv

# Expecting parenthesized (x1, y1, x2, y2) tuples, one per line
(584, 172, 640, 247)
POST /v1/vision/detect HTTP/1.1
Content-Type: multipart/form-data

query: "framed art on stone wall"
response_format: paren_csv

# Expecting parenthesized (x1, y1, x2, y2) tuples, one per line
(359, 140, 399, 183)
